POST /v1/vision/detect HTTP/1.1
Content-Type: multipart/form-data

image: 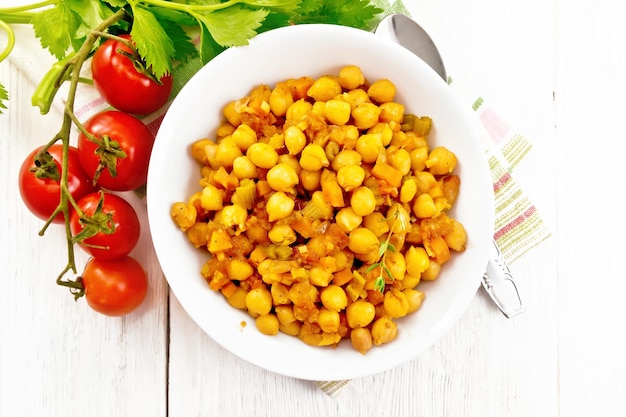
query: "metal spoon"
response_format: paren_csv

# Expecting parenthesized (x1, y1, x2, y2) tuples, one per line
(375, 14, 523, 318)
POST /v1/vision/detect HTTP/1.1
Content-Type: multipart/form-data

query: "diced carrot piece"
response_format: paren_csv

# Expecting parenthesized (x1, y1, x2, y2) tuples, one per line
(372, 161, 402, 188)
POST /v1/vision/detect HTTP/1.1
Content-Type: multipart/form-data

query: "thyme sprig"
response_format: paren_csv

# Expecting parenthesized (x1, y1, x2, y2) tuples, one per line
(366, 210, 402, 293)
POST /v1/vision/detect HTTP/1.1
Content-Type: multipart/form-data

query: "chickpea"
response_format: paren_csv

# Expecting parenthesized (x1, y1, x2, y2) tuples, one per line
(426, 146, 458, 175)
(368, 122, 394, 146)
(247, 142, 278, 169)
(231, 123, 257, 152)
(403, 289, 425, 313)
(310, 266, 333, 287)
(318, 308, 341, 333)
(368, 79, 397, 103)
(444, 219, 467, 252)
(350, 327, 373, 355)
(371, 316, 398, 345)
(227, 287, 248, 310)
(246, 286, 273, 316)
(379, 102, 405, 124)
(386, 203, 411, 234)
(410, 147, 429, 172)
(268, 224, 297, 245)
(355, 133, 383, 164)
(400, 177, 418, 203)
(307, 75, 342, 102)
(383, 288, 410, 318)
(299, 144, 330, 171)
(200, 184, 224, 211)
(220, 204, 247, 230)
(405, 246, 430, 276)
(214, 137, 242, 168)
(413, 193, 436, 219)
(346, 300, 376, 328)
(387, 147, 412, 176)
(421, 260, 441, 281)
(415, 171, 437, 194)
(335, 207, 363, 233)
(269, 83, 294, 117)
(300, 169, 322, 191)
(352, 102, 381, 130)
(363, 212, 390, 237)
(350, 186, 376, 217)
(227, 258, 254, 281)
(275, 305, 297, 325)
(266, 163, 299, 193)
(284, 125, 307, 155)
(279, 320, 302, 336)
(265, 191, 295, 222)
(385, 251, 407, 283)
(323, 99, 351, 125)
(256, 314, 280, 335)
(343, 88, 371, 109)
(348, 227, 379, 255)
(232, 155, 258, 180)
(337, 165, 365, 191)
(311, 100, 326, 117)
(400, 274, 421, 290)
(339, 65, 365, 90)
(223, 100, 242, 127)
(270, 282, 290, 305)
(286, 98, 313, 122)
(171, 202, 197, 231)
(331, 149, 362, 171)
(186, 222, 208, 248)
(320, 285, 348, 312)
(191, 138, 213, 164)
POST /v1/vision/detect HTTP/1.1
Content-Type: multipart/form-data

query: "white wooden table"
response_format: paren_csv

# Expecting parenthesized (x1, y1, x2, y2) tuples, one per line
(1, 1, 625, 416)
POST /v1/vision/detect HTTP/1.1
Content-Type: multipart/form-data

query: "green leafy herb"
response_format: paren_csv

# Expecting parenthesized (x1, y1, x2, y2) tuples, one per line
(129, 5, 174, 79)
(0, 82, 7, 114)
(31, 3, 80, 60)
(196, 6, 268, 48)
(293, 0, 384, 30)
(366, 211, 402, 293)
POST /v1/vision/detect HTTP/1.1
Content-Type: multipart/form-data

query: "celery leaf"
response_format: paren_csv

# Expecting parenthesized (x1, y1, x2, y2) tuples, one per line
(66, 0, 116, 40)
(158, 18, 198, 63)
(196, 20, 226, 65)
(130, 6, 175, 79)
(247, 0, 302, 15)
(31, 2, 80, 60)
(293, 0, 384, 30)
(195, 6, 268, 47)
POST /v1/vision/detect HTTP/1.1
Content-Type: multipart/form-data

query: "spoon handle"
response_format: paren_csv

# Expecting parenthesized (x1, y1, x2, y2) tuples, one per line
(481, 240, 523, 318)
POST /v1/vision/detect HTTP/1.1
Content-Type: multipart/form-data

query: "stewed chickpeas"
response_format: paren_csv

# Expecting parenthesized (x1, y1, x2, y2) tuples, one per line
(171, 65, 467, 354)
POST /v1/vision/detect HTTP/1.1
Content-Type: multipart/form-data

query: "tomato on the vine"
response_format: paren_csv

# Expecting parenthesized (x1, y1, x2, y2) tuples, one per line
(81, 256, 148, 316)
(78, 110, 154, 191)
(70, 191, 140, 260)
(91, 34, 173, 115)
(18, 144, 97, 223)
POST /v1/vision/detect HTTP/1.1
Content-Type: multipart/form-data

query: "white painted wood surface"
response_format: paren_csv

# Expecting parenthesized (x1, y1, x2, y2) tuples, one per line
(1, 0, 625, 415)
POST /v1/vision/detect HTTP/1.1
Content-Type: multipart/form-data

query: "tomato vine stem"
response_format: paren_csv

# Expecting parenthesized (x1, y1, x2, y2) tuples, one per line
(32, 8, 128, 294)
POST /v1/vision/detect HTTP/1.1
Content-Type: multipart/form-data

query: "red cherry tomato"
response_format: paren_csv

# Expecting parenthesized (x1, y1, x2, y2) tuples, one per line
(70, 192, 140, 260)
(91, 34, 173, 115)
(18, 144, 96, 223)
(81, 256, 148, 316)
(77, 110, 155, 191)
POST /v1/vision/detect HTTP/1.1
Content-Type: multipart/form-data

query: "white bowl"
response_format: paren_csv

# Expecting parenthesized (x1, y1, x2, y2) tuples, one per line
(147, 24, 494, 381)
